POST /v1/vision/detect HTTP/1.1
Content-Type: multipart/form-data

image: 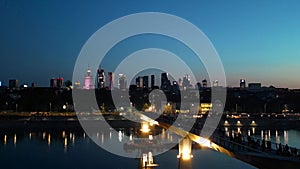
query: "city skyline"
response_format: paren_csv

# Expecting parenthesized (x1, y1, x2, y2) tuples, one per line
(0, 67, 293, 90)
(1, 1, 300, 88)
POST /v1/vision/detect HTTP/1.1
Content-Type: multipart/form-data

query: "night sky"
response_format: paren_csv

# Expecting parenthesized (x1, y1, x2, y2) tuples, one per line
(1, 0, 300, 88)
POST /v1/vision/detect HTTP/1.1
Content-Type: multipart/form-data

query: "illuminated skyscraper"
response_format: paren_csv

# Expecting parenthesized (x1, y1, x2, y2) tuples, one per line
(97, 68, 105, 89)
(57, 78, 64, 88)
(50, 77, 64, 88)
(240, 79, 246, 88)
(83, 68, 95, 90)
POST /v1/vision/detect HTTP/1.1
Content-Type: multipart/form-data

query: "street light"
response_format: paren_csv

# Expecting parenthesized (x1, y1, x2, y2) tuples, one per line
(63, 104, 67, 112)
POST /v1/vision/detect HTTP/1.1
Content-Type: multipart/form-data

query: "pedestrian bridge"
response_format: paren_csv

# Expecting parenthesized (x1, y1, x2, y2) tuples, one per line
(131, 111, 300, 169)
(158, 121, 300, 169)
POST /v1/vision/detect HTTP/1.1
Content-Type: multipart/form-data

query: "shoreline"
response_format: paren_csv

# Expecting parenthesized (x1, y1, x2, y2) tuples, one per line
(0, 116, 299, 131)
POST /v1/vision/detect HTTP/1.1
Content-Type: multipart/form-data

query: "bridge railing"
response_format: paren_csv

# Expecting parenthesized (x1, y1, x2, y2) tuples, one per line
(157, 117, 300, 158)
(239, 134, 300, 157)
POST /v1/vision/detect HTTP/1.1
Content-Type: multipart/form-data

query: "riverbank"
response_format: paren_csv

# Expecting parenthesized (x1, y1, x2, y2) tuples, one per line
(1, 111, 300, 131)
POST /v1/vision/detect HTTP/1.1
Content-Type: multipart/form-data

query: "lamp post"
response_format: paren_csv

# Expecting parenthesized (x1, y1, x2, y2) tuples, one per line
(49, 102, 52, 112)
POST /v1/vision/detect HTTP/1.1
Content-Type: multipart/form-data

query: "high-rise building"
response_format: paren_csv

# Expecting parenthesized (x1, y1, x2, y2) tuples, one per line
(97, 68, 105, 89)
(136, 77, 140, 88)
(136, 76, 144, 88)
(143, 76, 149, 88)
(50, 78, 57, 88)
(9, 79, 18, 89)
(151, 75, 155, 88)
(178, 78, 182, 87)
(31, 82, 36, 88)
(161, 73, 171, 90)
(202, 79, 207, 88)
(139, 77, 143, 88)
(50, 77, 64, 88)
(57, 78, 64, 88)
(83, 68, 95, 90)
(118, 74, 127, 89)
(107, 72, 114, 90)
(240, 79, 246, 88)
(182, 74, 191, 88)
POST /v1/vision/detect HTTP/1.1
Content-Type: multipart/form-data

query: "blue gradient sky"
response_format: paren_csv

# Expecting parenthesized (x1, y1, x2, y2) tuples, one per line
(0, 0, 300, 88)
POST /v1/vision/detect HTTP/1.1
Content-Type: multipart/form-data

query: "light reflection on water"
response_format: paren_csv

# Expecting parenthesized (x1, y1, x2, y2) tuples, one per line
(225, 127, 300, 149)
(0, 128, 256, 169)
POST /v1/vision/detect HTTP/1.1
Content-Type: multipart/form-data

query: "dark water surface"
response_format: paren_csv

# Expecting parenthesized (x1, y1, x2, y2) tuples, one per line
(0, 124, 257, 169)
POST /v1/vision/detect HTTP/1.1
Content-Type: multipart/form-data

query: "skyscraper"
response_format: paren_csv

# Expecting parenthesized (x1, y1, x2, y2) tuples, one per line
(107, 72, 114, 90)
(118, 74, 127, 89)
(50, 78, 57, 88)
(97, 68, 105, 89)
(178, 78, 182, 87)
(202, 79, 207, 88)
(240, 79, 246, 88)
(50, 77, 64, 88)
(143, 76, 149, 88)
(57, 77, 64, 88)
(161, 72, 170, 90)
(182, 74, 191, 88)
(83, 68, 95, 90)
(9, 79, 18, 89)
(136, 76, 144, 88)
(151, 75, 155, 89)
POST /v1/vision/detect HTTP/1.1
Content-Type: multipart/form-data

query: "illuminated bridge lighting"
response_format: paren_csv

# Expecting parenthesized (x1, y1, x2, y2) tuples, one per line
(4, 134, 7, 145)
(236, 120, 242, 126)
(197, 137, 211, 148)
(141, 122, 150, 133)
(224, 120, 230, 126)
(177, 138, 193, 160)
